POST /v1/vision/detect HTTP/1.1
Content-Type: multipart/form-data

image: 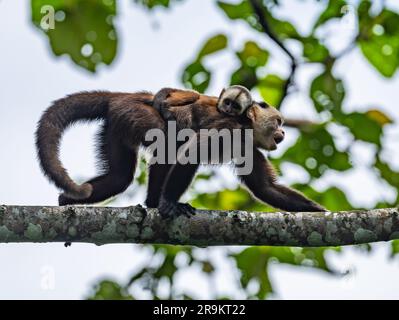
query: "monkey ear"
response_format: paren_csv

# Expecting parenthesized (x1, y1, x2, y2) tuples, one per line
(218, 88, 226, 100)
(246, 105, 256, 121)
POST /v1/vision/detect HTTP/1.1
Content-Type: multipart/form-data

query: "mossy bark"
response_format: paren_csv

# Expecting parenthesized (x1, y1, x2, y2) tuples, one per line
(0, 205, 398, 246)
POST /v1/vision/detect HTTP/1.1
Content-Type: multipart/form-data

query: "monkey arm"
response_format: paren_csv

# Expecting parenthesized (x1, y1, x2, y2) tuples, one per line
(153, 88, 200, 120)
(238, 149, 325, 212)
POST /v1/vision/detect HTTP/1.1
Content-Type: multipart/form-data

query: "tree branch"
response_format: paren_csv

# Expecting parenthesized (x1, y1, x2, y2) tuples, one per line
(0, 205, 398, 247)
(248, 0, 296, 61)
(248, 0, 297, 108)
(283, 118, 319, 129)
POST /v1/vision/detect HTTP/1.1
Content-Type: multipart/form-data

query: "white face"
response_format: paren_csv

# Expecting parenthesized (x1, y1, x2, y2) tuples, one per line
(217, 86, 253, 115)
(247, 104, 285, 151)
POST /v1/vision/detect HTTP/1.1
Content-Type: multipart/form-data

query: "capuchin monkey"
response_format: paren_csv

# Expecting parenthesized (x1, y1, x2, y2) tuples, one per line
(151, 87, 324, 217)
(35, 88, 325, 218)
(153, 85, 253, 121)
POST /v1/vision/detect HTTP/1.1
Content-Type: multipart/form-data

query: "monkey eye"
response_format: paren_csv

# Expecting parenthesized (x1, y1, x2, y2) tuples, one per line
(232, 102, 241, 110)
(276, 118, 283, 126)
(258, 102, 268, 109)
(224, 98, 232, 106)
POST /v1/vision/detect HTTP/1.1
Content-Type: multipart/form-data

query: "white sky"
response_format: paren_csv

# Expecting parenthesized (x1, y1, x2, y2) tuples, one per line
(1, 0, 399, 299)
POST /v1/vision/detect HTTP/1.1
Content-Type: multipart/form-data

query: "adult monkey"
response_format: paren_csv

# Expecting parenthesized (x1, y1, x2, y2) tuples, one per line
(151, 87, 325, 217)
(36, 88, 324, 217)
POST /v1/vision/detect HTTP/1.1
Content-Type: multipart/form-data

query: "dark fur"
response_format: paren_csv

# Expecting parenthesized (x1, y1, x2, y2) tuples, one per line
(36, 89, 324, 215)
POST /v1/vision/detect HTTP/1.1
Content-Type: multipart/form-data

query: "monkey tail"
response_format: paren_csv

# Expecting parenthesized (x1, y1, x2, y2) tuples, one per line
(35, 91, 111, 200)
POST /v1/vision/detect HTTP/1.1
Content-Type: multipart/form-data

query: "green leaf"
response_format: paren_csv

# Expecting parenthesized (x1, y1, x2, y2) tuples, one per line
(136, 157, 148, 185)
(87, 280, 133, 300)
(310, 70, 345, 115)
(313, 0, 347, 30)
(271, 19, 300, 40)
(269, 247, 339, 273)
(31, 0, 118, 72)
(375, 158, 399, 189)
(181, 34, 228, 92)
(230, 66, 258, 89)
(258, 74, 285, 107)
(339, 112, 383, 146)
(391, 240, 399, 257)
(197, 34, 228, 60)
(302, 36, 330, 63)
(154, 254, 178, 280)
(232, 247, 272, 299)
(230, 41, 269, 89)
(191, 187, 271, 212)
(359, 36, 399, 77)
(133, 0, 182, 9)
(217, 0, 300, 39)
(152, 245, 192, 281)
(293, 184, 355, 211)
(358, 1, 399, 77)
(217, 0, 254, 22)
(280, 125, 352, 178)
(181, 61, 211, 93)
(237, 41, 269, 67)
(232, 246, 338, 299)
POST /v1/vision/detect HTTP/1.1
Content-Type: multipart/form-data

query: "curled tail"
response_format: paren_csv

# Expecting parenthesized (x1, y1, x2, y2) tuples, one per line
(36, 91, 111, 199)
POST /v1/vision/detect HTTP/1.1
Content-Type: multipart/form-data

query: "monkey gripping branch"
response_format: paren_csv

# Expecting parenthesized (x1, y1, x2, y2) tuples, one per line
(0, 205, 398, 247)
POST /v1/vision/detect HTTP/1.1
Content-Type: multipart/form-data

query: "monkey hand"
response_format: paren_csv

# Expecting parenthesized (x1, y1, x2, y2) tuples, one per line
(58, 193, 82, 206)
(161, 107, 176, 122)
(303, 200, 327, 212)
(158, 198, 196, 219)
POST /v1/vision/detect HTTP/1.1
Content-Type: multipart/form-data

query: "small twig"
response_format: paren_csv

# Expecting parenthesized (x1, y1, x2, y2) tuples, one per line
(248, 0, 297, 108)
(278, 62, 297, 109)
(248, 0, 296, 61)
(284, 118, 318, 129)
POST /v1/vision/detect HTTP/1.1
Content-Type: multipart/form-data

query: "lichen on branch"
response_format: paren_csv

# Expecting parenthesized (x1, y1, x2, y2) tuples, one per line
(0, 205, 398, 247)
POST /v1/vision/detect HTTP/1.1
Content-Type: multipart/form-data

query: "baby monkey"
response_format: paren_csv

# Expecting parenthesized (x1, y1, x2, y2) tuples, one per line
(153, 85, 254, 121)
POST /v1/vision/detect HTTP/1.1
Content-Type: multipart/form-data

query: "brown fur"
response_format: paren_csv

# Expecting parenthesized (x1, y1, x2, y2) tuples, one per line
(36, 88, 324, 215)
(152, 88, 324, 216)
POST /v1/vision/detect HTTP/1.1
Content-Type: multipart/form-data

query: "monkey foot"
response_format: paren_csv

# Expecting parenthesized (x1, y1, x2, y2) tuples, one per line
(58, 193, 77, 206)
(158, 199, 196, 219)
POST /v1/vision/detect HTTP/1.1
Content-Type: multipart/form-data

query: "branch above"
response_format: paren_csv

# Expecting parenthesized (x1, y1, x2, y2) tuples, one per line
(0, 205, 398, 247)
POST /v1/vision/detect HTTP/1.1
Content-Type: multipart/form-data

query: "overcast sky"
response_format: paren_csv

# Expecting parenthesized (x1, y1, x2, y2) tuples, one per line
(1, 0, 399, 299)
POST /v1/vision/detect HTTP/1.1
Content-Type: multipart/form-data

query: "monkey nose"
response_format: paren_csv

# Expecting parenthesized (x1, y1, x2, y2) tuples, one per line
(275, 136, 283, 144)
(274, 132, 285, 144)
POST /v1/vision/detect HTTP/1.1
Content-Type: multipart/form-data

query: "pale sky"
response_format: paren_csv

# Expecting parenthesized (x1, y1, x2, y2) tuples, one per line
(1, 0, 399, 299)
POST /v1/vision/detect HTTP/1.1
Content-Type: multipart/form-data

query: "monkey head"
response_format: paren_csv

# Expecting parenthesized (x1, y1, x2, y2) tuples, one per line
(217, 85, 253, 116)
(246, 102, 285, 151)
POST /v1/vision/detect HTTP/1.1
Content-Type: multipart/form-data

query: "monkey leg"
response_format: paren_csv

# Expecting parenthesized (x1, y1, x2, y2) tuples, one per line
(58, 170, 135, 205)
(158, 162, 199, 218)
(237, 149, 325, 212)
(153, 88, 200, 121)
(59, 125, 138, 205)
(145, 163, 173, 208)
